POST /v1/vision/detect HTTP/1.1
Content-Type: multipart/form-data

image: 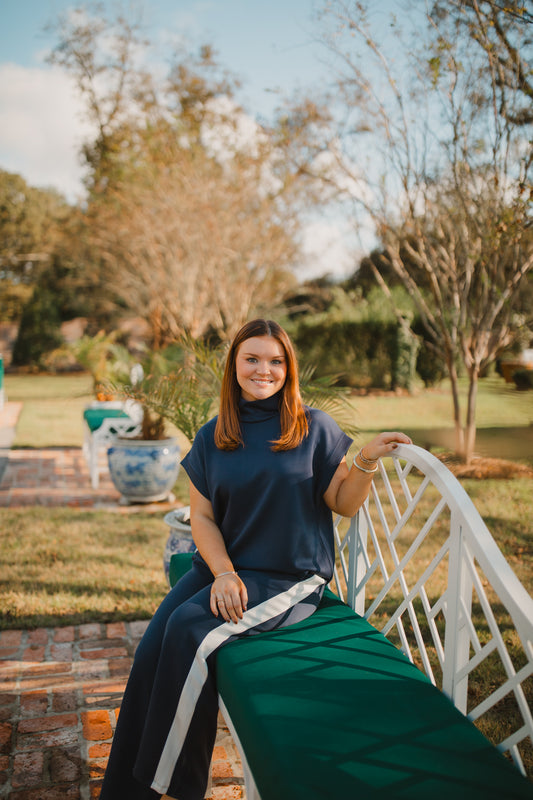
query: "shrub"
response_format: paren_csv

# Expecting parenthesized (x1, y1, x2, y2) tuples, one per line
(11, 289, 64, 367)
(411, 317, 447, 387)
(512, 368, 533, 391)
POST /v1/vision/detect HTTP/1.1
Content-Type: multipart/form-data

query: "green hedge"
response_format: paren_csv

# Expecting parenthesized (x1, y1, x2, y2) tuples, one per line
(11, 289, 64, 367)
(290, 318, 419, 390)
(513, 368, 533, 391)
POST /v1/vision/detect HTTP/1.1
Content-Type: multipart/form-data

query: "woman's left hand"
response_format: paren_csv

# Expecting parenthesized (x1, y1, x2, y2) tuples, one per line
(210, 573, 248, 624)
(360, 431, 413, 462)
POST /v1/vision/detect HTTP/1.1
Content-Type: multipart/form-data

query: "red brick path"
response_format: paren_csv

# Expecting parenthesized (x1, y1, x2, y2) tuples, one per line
(0, 622, 244, 799)
(0, 447, 122, 508)
(0, 403, 245, 798)
(0, 402, 123, 509)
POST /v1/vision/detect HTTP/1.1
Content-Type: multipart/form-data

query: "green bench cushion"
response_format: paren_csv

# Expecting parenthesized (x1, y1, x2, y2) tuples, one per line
(83, 408, 130, 432)
(169, 551, 196, 587)
(169, 554, 532, 799)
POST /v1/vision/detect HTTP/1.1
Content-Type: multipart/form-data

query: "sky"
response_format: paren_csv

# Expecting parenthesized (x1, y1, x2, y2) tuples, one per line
(0, 0, 359, 278)
(0, 0, 328, 195)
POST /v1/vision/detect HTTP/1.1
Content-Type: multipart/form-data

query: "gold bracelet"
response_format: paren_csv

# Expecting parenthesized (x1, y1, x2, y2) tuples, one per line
(214, 571, 237, 580)
(352, 455, 378, 474)
(358, 447, 377, 465)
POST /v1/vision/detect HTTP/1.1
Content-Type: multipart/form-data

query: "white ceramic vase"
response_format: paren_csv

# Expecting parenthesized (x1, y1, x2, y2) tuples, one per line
(107, 437, 180, 503)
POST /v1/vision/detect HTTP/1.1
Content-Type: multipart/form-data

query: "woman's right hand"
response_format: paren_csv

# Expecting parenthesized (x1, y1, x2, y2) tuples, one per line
(210, 572, 248, 624)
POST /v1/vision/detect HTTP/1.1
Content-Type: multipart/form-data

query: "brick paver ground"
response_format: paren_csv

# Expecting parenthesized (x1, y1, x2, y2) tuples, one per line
(0, 403, 245, 799)
(0, 447, 122, 509)
(0, 622, 244, 799)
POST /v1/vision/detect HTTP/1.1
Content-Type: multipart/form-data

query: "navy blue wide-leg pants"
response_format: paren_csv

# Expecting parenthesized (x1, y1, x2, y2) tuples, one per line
(99, 559, 325, 800)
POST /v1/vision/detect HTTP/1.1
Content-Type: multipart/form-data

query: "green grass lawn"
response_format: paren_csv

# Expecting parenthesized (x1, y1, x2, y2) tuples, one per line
(2, 372, 531, 595)
(1, 477, 530, 632)
(2, 373, 532, 629)
(351, 376, 533, 464)
(5, 373, 94, 447)
(5, 372, 192, 451)
(6, 372, 532, 456)
(352, 375, 533, 431)
(0, 507, 169, 630)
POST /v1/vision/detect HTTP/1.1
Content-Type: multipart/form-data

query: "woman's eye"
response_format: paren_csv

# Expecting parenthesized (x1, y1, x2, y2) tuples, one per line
(247, 357, 257, 363)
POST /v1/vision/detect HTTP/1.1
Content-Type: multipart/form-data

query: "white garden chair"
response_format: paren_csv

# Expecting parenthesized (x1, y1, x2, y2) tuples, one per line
(82, 399, 143, 489)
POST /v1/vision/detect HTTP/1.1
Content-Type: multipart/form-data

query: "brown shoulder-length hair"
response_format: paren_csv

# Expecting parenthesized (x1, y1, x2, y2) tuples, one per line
(214, 319, 309, 451)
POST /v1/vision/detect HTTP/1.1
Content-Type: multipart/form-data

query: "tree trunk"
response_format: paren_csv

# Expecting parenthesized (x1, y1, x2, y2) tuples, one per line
(464, 367, 479, 465)
(448, 358, 465, 459)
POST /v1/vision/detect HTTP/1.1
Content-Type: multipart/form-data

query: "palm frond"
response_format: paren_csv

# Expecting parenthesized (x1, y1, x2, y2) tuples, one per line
(123, 370, 217, 444)
(299, 364, 358, 437)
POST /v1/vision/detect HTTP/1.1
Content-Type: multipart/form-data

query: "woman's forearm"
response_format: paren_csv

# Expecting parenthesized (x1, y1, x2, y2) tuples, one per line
(332, 459, 375, 517)
(188, 482, 235, 577)
(188, 482, 248, 623)
(191, 511, 235, 577)
(324, 431, 413, 517)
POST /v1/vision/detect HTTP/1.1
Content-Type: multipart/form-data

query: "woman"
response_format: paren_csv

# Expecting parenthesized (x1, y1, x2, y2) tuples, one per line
(99, 319, 411, 800)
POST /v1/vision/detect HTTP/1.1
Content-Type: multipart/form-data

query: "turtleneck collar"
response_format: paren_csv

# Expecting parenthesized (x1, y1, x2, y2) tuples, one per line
(238, 391, 282, 423)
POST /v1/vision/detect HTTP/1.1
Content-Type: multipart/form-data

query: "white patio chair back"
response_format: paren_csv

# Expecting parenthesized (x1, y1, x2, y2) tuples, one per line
(332, 443, 533, 775)
(82, 400, 143, 488)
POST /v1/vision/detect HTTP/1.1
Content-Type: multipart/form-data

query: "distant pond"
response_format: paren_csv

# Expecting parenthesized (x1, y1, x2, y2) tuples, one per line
(404, 426, 533, 463)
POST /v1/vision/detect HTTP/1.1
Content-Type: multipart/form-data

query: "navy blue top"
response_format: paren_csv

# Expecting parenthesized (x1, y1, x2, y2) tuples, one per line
(181, 393, 353, 581)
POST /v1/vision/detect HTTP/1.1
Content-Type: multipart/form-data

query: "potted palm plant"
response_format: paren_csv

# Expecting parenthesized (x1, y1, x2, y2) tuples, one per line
(112, 338, 221, 572)
(109, 340, 222, 504)
(105, 352, 192, 504)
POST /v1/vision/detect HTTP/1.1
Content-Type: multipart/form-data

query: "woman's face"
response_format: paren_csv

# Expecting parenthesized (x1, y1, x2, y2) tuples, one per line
(235, 335, 288, 402)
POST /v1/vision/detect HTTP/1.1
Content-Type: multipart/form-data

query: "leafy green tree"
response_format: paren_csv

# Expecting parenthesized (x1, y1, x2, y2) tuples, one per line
(0, 170, 71, 326)
(8, 205, 119, 367)
(0, 170, 68, 282)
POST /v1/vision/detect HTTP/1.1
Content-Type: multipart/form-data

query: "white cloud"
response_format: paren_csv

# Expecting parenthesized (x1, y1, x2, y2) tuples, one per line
(311, 142, 374, 207)
(200, 95, 266, 162)
(199, 96, 283, 194)
(0, 63, 93, 201)
(297, 218, 359, 280)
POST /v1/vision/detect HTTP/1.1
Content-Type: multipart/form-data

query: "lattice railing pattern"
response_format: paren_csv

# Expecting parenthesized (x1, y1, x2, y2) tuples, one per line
(332, 443, 533, 776)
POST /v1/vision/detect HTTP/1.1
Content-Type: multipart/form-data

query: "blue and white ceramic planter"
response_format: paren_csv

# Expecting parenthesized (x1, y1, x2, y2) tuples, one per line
(163, 506, 196, 585)
(107, 437, 181, 503)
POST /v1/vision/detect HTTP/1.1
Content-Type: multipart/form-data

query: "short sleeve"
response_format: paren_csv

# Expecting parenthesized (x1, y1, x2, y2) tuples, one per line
(310, 409, 353, 497)
(181, 427, 211, 500)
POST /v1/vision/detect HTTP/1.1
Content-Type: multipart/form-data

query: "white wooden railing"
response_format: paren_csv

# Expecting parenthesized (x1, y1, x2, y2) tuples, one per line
(333, 443, 533, 777)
